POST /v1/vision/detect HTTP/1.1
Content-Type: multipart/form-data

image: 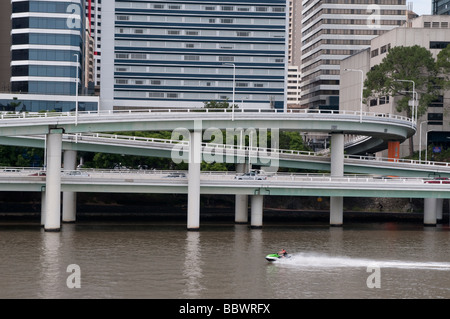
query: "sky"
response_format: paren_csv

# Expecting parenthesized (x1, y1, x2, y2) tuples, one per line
(409, 0, 432, 15)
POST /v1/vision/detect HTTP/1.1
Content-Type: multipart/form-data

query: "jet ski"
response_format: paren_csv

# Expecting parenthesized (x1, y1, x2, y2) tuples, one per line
(265, 253, 291, 262)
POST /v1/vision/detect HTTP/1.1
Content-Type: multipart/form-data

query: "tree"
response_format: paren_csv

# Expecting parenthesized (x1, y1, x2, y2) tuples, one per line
(203, 99, 238, 109)
(363, 45, 444, 154)
(437, 44, 450, 86)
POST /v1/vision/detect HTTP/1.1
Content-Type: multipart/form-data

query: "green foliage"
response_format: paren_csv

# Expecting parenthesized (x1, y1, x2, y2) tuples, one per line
(203, 99, 238, 109)
(0, 146, 43, 167)
(363, 45, 444, 118)
(437, 44, 450, 86)
(279, 131, 308, 152)
(80, 130, 310, 172)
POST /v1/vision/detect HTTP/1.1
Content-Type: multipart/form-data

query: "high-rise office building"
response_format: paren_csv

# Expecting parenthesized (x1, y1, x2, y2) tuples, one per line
(86, 0, 102, 92)
(100, 0, 288, 111)
(300, 0, 407, 110)
(0, 0, 99, 112)
(433, 0, 450, 15)
(0, 2, 12, 92)
(10, 0, 86, 96)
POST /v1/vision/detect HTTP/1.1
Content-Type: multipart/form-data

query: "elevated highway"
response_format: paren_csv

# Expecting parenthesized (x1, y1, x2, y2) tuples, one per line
(1, 169, 449, 199)
(0, 132, 448, 178)
(0, 108, 421, 230)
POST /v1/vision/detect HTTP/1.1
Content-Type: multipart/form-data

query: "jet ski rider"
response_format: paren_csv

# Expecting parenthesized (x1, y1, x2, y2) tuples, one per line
(278, 249, 287, 257)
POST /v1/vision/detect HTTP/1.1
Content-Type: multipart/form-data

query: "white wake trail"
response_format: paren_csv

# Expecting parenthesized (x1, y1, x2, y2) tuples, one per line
(275, 252, 450, 271)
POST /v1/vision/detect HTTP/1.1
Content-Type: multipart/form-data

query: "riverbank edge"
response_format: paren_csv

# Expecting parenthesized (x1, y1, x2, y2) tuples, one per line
(0, 204, 448, 224)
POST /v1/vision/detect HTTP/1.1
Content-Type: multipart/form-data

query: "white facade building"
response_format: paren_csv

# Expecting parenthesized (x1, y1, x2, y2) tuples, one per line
(340, 15, 450, 158)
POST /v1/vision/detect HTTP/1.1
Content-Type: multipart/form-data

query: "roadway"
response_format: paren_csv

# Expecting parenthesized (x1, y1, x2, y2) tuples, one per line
(0, 132, 448, 177)
(1, 169, 449, 199)
(0, 109, 415, 148)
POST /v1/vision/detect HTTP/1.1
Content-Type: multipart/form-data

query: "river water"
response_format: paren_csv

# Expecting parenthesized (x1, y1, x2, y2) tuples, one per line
(0, 219, 449, 299)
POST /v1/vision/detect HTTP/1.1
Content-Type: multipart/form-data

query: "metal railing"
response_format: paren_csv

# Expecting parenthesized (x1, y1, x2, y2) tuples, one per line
(0, 108, 415, 125)
(1, 167, 449, 185)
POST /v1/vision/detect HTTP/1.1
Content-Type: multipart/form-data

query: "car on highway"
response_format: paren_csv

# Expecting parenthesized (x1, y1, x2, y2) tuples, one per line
(62, 170, 90, 177)
(28, 171, 46, 176)
(165, 172, 187, 178)
(424, 177, 450, 184)
(235, 170, 267, 180)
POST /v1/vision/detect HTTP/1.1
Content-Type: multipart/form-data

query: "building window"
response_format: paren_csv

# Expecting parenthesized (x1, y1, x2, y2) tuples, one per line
(428, 113, 443, 125)
(184, 55, 200, 61)
(429, 95, 444, 107)
(430, 41, 450, 49)
(371, 49, 379, 58)
(379, 96, 389, 105)
(236, 31, 250, 37)
(218, 56, 234, 62)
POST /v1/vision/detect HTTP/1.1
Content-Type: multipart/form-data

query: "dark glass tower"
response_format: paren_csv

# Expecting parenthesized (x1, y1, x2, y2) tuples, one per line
(10, 0, 85, 95)
(100, 0, 288, 110)
(433, 0, 450, 15)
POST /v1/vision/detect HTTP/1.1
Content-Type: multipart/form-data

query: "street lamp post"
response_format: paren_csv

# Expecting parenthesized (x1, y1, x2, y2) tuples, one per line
(425, 129, 434, 163)
(419, 120, 428, 162)
(74, 53, 79, 126)
(223, 63, 235, 121)
(344, 68, 364, 123)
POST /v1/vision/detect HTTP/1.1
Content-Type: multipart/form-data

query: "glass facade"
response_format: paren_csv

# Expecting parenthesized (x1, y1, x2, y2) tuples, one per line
(102, 0, 288, 110)
(0, 98, 97, 113)
(433, 0, 450, 15)
(10, 0, 85, 97)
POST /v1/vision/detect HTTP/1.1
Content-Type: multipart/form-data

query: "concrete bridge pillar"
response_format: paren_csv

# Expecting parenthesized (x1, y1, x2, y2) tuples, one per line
(44, 129, 63, 232)
(235, 163, 248, 224)
(330, 133, 344, 226)
(40, 189, 46, 226)
(250, 195, 264, 229)
(436, 198, 443, 223)
(187, 129, 201, 231)
(62, 150, 77, 223)
(424, 198, 437, 227)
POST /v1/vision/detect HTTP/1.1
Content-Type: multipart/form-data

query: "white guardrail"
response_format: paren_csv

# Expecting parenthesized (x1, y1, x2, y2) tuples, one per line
(1, 168, 449, 185)
(0, 108, 414, 125)
(69, 133, 448, 168)
(11, 131, 450, 169)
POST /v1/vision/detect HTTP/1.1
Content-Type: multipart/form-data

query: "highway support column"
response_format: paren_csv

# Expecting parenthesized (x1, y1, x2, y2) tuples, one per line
(40, 188, 46, 226)
(187, 125, 202, 231)
(250, 194, 263, 229)
(235, 163, 248, 224)
(424, 198, 437, 227)
(436, 198, 443, 223)
(330, 133, 344, 227)
(62, 150, 77, 223)
(44, 129, 63, 232)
